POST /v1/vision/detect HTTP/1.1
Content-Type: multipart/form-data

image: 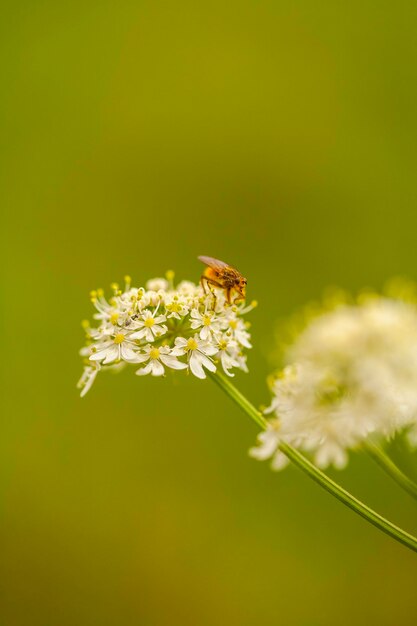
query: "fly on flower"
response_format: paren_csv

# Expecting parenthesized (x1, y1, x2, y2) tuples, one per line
(77, 269, 256, 396)
(198, 256, 247, 305)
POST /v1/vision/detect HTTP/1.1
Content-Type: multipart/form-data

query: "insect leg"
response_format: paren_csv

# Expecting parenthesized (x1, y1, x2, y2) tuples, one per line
(201, 275, 222, 290)
(206, 278, 226, 310)
(232, 291, 244, 304)
(206, 281, 217, 309)
(201, 277, 217, 308)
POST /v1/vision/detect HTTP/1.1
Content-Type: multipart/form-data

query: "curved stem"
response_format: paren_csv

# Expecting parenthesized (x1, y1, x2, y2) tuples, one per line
(364, 441, 417, 501)
(209, 371, 417, 554)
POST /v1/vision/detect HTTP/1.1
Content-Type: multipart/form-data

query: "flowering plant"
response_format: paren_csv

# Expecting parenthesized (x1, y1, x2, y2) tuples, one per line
(78, 272, 417, 555)
(78, 273, 256, 397)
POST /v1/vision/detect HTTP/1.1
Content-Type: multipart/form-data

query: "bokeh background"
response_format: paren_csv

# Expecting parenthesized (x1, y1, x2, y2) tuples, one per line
(2, 1, 417, 624)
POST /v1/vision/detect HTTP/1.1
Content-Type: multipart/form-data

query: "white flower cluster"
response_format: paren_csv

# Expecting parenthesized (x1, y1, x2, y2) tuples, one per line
(78, 274, 256, 397)
(251, 295, 417, 470)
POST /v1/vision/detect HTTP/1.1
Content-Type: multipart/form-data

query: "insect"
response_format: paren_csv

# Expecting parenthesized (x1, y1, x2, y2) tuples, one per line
(198, 256, 247, 305)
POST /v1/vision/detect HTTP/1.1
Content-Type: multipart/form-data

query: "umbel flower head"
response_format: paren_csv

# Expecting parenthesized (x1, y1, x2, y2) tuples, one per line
(77, 273, 256, 396)
(251, 286, 417, 471)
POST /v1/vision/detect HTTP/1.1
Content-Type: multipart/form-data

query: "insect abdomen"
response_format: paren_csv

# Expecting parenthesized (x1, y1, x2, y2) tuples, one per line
(204, 267, 219, 280)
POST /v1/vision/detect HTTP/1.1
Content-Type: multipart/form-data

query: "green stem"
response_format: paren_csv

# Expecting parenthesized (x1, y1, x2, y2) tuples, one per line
(209, 371, 417, 554)
(364, 441, 417, 501)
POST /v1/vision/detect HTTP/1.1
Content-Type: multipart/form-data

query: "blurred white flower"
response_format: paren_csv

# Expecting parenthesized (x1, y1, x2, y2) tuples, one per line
(251, 296, 417, 470)
(249, 422, 290, 470)
(176, 280, 198, 296)
(145, 278, 169, 291)
(407, 424, 417, 447)
(78, 271, 255, 395)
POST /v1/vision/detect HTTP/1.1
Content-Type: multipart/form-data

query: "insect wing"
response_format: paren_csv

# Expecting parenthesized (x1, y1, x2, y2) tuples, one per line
(198, 256, 230, 270)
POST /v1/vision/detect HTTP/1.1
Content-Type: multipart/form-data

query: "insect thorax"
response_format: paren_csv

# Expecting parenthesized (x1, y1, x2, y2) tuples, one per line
(222, 268, 240, 286)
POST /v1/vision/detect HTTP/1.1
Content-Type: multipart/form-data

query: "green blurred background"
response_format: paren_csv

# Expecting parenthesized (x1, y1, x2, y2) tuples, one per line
(2, 1, 417, 624)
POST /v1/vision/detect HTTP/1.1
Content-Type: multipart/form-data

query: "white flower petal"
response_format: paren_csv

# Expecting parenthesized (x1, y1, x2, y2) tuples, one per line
(129, 328, 147, 340)
(145, 328, 155, 342)
(198, 353, 216, 373)
(88, 340, 113, 360)
(271, 451, 290, 471)
(160, 355, 188, 370)
(120, 345, 141, 362)
(150, 360, 165, 376)
(170, 346, 186, 356)
(152, 324, 168, 337)
(136, 363, 153, 376)
(78, 366, 99, 397)
(200, 326, 210, 341)
(89, 349, 108, 362)
(189, 353, 206, 379)
(249, 430, 279, 460)
(103, 345, 119, 364)
(133, 352, 151, 363)
(221, 364, 235, 377)
(201, 344, 218, 357)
